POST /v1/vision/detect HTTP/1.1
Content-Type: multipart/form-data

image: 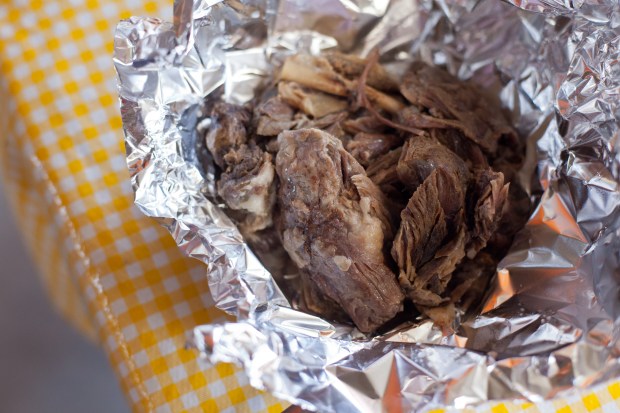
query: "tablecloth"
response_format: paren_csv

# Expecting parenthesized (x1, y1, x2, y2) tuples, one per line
(1, 0, 620, 412)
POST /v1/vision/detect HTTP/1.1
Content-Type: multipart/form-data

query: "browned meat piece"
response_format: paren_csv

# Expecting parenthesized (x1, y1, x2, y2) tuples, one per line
(204, 53, 528, 333)
(449, 252, 497, 312)
(276, 128, 404, 333)
(430, 128, 488, 169)
(243, 225, 300, 299)
(465, 168, 509, 258)
(264, 138, 280, 154)
(206, 102, 251, 168)
(366, 147, 404, 199)
(346, 132, 402, 167)
(398, 108, 489, 172)
(397, 136, 470, 193)
(299, 270, 350, 323)
(414, 223, 467, 303)
(342, 114, 387, 135)
(399, 62, 517, 155)
(491, 133, 526, 183)
(324, 51, 399, 92)
(486, 183, 530, 256)
(280, 54, 405, 114)
(218, 144, 276, 233)
(278, 81, 348, 119)
(391, 169, 467, 307)
(295, 111, 349, 141)
(254, 96, 297, 137)
(420, 303, 456, 330)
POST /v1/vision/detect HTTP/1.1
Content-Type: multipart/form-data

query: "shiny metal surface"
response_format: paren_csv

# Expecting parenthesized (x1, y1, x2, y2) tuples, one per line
(114, 0, 620, 411)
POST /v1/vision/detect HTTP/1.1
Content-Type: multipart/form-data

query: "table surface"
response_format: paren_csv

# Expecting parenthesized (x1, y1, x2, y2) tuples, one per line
(2, 1, 620, 412)
(0, 184, 129, 413)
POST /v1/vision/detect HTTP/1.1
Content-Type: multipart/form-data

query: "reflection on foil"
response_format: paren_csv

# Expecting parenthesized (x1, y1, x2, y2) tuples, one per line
(114, 0, 620, 410)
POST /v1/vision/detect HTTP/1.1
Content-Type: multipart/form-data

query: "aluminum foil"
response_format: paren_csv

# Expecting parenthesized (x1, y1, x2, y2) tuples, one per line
(114, 0, 620, 411)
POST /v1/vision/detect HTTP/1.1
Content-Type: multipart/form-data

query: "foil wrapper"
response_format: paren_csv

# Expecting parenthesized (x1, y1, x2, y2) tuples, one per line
(114, 0, 620, 411)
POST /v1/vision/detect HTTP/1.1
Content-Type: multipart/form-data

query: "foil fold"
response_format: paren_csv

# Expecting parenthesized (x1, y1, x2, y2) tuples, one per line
(114, 0, 620, 411)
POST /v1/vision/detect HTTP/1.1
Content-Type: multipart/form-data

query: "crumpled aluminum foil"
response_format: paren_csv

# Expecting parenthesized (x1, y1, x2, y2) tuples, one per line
(114, 0, 620, 411)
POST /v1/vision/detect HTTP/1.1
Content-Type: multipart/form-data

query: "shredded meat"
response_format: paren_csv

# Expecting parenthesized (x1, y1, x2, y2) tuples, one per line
(207, 103, 276, 234)
(397, 136, 470, 192)
(400, 61, 517, 155)
(206, 103, 251, 168)
(342, 114, 387, 135)
(324, 51, 399, 92)
(254, 96, 297, 137)
(276, 128, 404, 333)
(203, 52, 529, 333)
(391, 169, 467, 308)
(278, 81, 348, 119)
(218, 144, 276, 233)
(346, 132, 402, 167)
(465, 169, 509, 258)
(299, 270, 350, 322)
(366, 148, 404, 199)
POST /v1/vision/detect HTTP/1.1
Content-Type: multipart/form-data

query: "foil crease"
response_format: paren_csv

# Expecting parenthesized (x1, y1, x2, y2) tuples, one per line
(114, 0, 620, 411)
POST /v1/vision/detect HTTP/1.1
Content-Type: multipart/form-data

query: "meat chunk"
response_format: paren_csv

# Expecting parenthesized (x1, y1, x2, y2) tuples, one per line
(280, 54, 405, 114)
(203, 53, 528, 333)
(342, 114, 387, 135)
(299, 270, 349, 323)
(278, 81, 348, 119)
(206, 103, 251, 168)
(476, 182, 530, 263)
(254, 96, 297, 137)
(400, 62, 517, 155)
(324, 51, 399, 92)
(465, 168, 509, 258)
(276, 128, 404, 332)
(397, 136, 470, 192)
(366, 147, 405, 200)
(218, 144, 276, 233)
(391, 169, 467, 308)
(346, 132, 402, 167)
(448, 252, 497, 312)
(294, 111, 349, 141)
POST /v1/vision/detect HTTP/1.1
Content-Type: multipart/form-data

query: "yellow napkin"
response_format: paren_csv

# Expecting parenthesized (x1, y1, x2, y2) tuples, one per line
(0, 0, 618, 412)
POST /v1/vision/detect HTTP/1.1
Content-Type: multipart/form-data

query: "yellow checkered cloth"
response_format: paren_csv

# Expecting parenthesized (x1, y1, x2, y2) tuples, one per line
(0, 0, 619, 412)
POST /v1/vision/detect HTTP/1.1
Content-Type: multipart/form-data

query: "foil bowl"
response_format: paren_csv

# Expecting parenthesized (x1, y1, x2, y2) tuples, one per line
(114, 0, 620, 411)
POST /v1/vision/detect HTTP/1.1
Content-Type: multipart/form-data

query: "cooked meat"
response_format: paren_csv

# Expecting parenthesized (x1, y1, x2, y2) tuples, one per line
(413, 222, 467, 304)
(324, 51, 399, 92)
(391, 169, 467, 307)
(400, 62, 517, 155)
(280, 54, 405, 114)
(430, 128, 489, 170)
(449, 252, 497, 312)
(243, 225, 299, 297)
(366, 147, 404, 199)
(276, 128, 404, 333)
(486, 183, 530, 256)
(299, 270, 350, 323)
(342, 114, 387, 135)
(278, 81, 348, 118)
(346, 132, 402, 167)
(218, 144, 276, 233)
(264, 137, 280, 154)
(465, 168, 509, 258)
(206, 102, 251, 168)
(254, 96, 297, 137)
(295, 111, 349, 140)
(420, 303, 456, 330)
(397, 136, 470, 192)
(491, 133, 526, 183)
(204, 52, 528, 333)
